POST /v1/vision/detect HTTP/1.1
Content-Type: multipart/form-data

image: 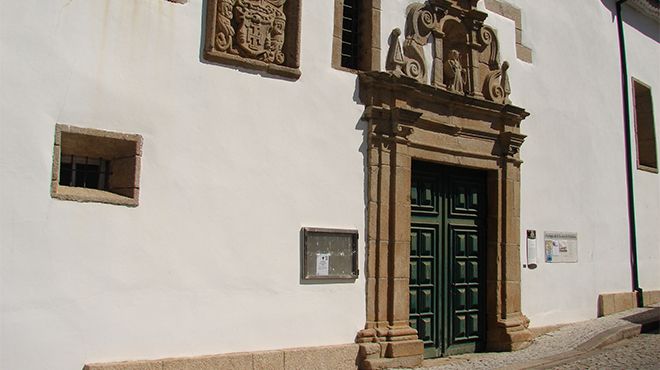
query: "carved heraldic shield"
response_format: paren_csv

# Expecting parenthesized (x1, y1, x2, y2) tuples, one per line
(215, 0, 287, 65)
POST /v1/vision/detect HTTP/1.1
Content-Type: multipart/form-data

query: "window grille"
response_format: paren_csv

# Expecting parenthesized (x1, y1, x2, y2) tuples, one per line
(59, 155, 111, 190)
(341, 0, 360, 69)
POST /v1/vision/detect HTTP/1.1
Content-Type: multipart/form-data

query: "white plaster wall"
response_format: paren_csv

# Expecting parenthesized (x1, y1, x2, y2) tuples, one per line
(0, 1, 367, 370)
(2, 0, 659, 368)
(486, 0, 660, 326)
(380, 0, 659, 327)
(622, 6, 660, 296)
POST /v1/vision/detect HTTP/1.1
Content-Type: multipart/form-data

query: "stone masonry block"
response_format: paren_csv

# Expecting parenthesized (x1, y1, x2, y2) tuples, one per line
(283, 344, 358, 370)
(643, 290, 660, 305)
(516, 44, 532, 63)
(84, 361, 163, 370)
(253, 351, 284, 370)
(162, 353, 252, 370)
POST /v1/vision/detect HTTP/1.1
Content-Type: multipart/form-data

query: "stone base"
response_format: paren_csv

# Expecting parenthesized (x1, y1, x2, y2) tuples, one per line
(356, 339, 423, 370)
(598, 290, 660, 317)
(385, 339, 424, 358)
(643, 290, 660, 306)
(598, 291, 637, 316)
(84, 343, 359, 370)
(486, 314, 533, 351)
(361, 355, 423, 370)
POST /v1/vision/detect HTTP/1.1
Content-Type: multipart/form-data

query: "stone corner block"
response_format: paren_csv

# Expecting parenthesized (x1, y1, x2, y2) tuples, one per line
(516, 44, 533, 63)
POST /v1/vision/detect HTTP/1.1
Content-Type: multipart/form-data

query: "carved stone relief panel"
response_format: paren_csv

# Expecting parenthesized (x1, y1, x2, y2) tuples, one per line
(385, 0, 512, 104)
(204, 0, 301, 79)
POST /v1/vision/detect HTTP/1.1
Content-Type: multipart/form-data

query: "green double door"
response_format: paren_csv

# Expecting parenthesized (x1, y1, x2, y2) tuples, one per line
(409, 161, 487, 358)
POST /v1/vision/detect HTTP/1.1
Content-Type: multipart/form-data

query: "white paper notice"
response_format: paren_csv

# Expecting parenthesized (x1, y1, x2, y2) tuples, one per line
(527, 238, 537, 267)
(316, 253, 330, 276)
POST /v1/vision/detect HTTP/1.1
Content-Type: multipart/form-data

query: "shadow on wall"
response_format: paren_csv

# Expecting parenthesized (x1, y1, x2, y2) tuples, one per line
(352, 76, 370, 299)
(600, 0, 660, 43)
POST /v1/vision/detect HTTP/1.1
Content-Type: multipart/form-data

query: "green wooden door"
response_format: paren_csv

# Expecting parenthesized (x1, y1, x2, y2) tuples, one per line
(409, 162, 486, 358)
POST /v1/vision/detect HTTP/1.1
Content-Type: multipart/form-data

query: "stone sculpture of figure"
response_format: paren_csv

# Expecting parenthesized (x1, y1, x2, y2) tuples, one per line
(445, 49, 464, 93)
(269, 9, 286, 64)
(500, 61, 511, 104)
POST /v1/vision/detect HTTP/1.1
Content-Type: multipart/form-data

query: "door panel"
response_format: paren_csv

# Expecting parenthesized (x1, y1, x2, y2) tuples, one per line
(410, 162, 486, 358)
(409, 225, 440, 358)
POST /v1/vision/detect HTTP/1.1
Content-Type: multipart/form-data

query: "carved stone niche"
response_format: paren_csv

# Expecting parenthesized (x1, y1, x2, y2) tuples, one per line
(204, 0, 301, 79)
(386, 0, 511, 104)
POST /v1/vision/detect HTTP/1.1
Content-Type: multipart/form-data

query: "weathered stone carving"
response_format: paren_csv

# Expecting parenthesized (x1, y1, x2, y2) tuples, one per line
(444, 49, 464, 93)
(204, 0, 301, 79)
(484, 60, 511, 104)
(215, 0, 236, 53)
(384, 0, 514, 105)
(215, 0, 286, 64)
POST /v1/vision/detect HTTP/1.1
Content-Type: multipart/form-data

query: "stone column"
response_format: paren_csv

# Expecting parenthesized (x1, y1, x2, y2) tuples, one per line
(486, 130, 531, 351)
(357, 107, 424, 369)
(431, 35, 445, 88)
(466, 21, 483, 98)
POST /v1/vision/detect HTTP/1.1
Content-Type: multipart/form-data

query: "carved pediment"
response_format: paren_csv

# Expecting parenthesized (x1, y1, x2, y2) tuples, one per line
(385, 0, 513, 105)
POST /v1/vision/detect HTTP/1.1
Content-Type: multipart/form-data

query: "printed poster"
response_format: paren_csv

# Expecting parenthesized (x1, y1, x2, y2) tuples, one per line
(544, 231, 578, 263)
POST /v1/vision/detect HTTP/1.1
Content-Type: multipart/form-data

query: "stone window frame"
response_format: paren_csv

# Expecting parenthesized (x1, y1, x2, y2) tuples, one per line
(483, 0, 532, 63)
(632, 78, 658, 173)
(203, 0, 302, 80)
(331, 0, 381, 73)
(51, 124, 143, 207)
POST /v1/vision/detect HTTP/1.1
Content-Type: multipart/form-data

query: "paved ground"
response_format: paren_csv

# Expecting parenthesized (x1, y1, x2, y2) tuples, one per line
(549, 333, 659, 370)
(391, 304, 659, 370)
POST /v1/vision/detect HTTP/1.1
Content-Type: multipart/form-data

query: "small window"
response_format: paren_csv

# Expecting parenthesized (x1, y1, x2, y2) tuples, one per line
(51, 124, 143, 206)
(632, 79, 657, 172)
(341, 0, 360, 69)
(332, 0, 380, 72)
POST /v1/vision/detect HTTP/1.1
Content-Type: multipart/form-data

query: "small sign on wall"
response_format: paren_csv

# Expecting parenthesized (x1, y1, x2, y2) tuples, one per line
(526, 230, 538, 269)
(544, 231, 578, 263)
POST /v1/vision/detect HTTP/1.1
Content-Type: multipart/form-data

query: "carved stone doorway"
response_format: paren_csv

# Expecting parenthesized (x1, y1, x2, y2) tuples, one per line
(355, 2, 532, 369)
(355, 72, 532, 369)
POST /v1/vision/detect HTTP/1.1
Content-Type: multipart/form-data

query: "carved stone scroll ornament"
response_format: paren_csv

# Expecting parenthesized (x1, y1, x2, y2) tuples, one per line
(385, 1, 514, 105)
(484, 61, 511, 104)
(214, 0, 287, 65)
(479, 25, 511, 104)
(385, 3, 436, 83)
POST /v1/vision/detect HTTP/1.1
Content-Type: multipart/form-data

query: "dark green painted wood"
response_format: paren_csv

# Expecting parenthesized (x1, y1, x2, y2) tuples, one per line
(410, 162, 486, 358)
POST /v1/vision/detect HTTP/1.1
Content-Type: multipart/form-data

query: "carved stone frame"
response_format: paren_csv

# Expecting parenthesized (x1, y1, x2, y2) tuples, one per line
(204, 0, 302, 79)
(356, 72, 531, 369)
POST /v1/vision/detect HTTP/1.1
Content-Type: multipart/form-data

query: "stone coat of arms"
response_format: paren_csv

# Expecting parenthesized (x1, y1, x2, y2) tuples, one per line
(215, 0, 287, 65)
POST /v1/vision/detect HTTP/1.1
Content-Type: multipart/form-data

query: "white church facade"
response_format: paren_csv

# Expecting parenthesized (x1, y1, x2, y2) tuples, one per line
(1, 0, 658, 369)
